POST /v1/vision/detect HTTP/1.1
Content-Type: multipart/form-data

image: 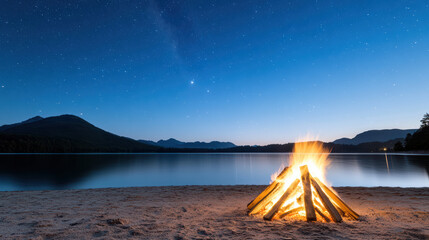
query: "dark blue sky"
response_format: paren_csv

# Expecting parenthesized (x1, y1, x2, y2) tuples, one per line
(1, 0, 428, 144)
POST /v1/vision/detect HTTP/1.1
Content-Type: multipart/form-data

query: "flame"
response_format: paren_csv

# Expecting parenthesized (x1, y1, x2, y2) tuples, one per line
(262, 139, 333, 220)
(289, 140, 331, 183)
(271, 137, 330, 180)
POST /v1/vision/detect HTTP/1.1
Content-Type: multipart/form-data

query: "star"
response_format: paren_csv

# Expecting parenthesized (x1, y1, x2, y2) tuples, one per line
(190, 80, 195, 85)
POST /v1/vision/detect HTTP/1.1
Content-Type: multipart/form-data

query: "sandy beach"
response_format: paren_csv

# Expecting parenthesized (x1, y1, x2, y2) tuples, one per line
(0, 186, 428, 239)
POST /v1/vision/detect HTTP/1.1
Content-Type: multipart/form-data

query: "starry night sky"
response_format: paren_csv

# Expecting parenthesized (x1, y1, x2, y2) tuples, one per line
(1, 0, 429, 145)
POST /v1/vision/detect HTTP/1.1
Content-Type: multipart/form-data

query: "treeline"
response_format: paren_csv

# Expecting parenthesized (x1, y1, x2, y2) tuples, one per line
(0, 134, 401, 153)
(0, 134, 160, 153)
(216, 139, 400, 153)
(394, 113, 429, 151)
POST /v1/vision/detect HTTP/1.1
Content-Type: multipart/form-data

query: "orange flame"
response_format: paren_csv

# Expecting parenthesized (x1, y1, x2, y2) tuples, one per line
(264, 139, 332, 219)
(289, 140, 331, 183)
(271, 138, 331, 183)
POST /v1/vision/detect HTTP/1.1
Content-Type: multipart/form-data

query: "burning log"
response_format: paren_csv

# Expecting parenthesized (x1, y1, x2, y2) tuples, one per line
(300, 165, 317, 221)
(263, 179, 300, 220)
(314, 206, 331, 222)
(313, 197, 324, 209)
(313, 177, 359, 220)
(247, 167, 289, 210)
(334, 204, 346, 217)
(279, 206, 303, 219)
(248, 182, 285, 215)
(310, 176, 342, 223)
(296, 193, 303, 205)
(280, 201, 295, 213)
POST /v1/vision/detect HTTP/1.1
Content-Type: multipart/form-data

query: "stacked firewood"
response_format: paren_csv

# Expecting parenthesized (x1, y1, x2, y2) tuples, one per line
(247, 165, 359, 222)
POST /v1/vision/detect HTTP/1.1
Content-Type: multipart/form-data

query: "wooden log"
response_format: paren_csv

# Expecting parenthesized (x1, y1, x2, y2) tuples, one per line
(279, 201, 295, 213)
(334, 204, 345, 217)
(313, 190, 344, 217)
(313, 196, 324, 210)
(300, 165, 317, 221)
(314, 206, 331, 222)
(313, 177, 359, 220)
(279, 192, 303, 213)
(247, 182, 277, 210)
(247, 167, 289, 209)
(312, 188, 343, 219)
(275, 166, 291, 180)
(279, 206, 303, 219)
(312, 189, 331, 220)
(248, 182, 285, 215)
(296, 193, 304, 205)
(263, 179, 300, 221)
(310, 176, 342, 222)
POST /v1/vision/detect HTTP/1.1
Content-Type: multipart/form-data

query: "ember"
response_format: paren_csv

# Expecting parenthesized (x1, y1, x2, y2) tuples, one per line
(247, 141, 359, 222)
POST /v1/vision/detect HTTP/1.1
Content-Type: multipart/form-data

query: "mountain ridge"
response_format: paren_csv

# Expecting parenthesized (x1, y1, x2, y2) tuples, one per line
(332, 129, 417, 145)
(138, 138, 236, 149)
(0, 116, 44, 132)
(0, 115, 158, 152)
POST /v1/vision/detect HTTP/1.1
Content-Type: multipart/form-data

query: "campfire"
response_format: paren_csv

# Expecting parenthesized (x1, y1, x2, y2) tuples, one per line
(247, 141, 359, 222)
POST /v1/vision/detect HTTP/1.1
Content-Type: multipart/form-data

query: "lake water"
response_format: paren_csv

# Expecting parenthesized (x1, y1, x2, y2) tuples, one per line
(0, 153, 427, 191)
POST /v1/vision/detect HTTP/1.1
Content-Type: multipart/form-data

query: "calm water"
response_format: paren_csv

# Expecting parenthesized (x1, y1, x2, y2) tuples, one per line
(0, 153, 428, 191)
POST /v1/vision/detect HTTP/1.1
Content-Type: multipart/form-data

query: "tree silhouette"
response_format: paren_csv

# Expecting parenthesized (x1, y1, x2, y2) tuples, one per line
(404, 133, 412, 148)
(404, 113, 429, 151)
(393, 141, 404, 151)
(421, 113, 429, 129)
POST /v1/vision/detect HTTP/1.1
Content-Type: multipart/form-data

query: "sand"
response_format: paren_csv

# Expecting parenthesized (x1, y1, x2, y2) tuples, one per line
(0, 186, 428, 240)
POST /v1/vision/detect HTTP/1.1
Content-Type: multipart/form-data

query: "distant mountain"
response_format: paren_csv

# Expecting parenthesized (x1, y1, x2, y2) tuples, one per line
(0, 115, 159, 153)
(0, 116, 43, 131)
(139, 140, 158, 146)
(138, 138, 236, 149)
(333, 129, 417, 145)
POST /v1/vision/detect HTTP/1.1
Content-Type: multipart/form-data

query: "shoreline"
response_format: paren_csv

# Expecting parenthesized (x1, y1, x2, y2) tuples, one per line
(0, 185, 428, 239)
(0, 149, 429, 155)
(1, 151, 429, 155)
(1, 185, 428, 193)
